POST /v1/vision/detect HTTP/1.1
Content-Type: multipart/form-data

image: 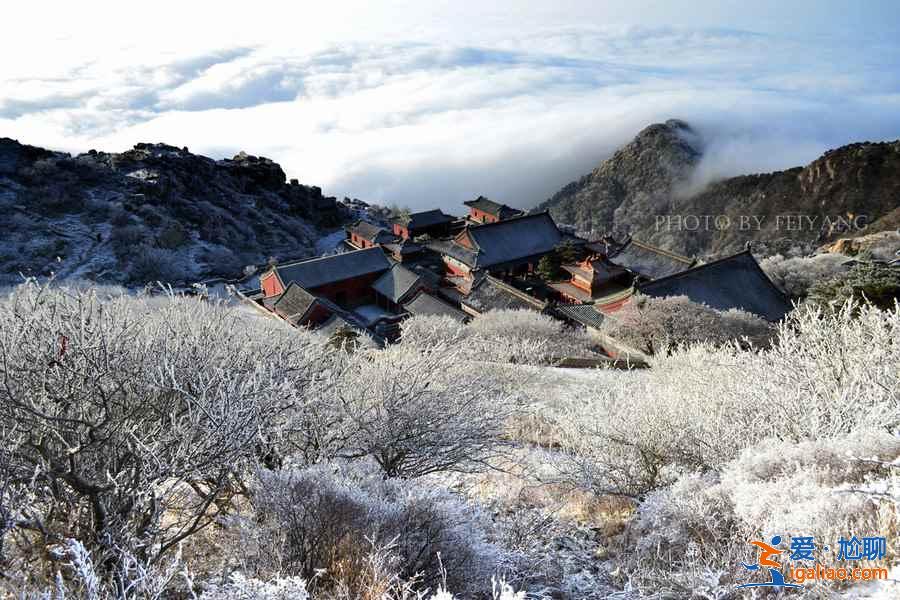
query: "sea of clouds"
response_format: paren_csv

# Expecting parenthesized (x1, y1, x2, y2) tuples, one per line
(2, 1, 899, 213)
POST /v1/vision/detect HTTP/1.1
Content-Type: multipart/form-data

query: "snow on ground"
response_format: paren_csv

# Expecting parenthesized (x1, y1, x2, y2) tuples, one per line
(840, 566, 900, 599)
(315, 228, 347, 255)
(354, 303, 393, 326)
(508, 363, 649, 403)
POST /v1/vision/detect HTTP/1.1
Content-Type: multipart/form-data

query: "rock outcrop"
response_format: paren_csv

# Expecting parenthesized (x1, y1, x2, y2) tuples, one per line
(0, 139, 348, 286)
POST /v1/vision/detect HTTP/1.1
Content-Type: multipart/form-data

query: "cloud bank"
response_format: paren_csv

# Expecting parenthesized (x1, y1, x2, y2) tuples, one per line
(2, 3, 900, 213)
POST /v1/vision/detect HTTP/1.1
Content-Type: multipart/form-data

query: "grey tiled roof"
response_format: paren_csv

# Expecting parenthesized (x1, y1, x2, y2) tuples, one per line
(383, 239, 423, 255)
(426, 239, 478, 266)
(403, 291, 468, 322)
(272, 283, 320, 325)
(400, 209, 456, 229)
(459, 212, 563, 268)
(562, 258, 627, 283)
(462, 275, 547, 314)
(554, 303, 608, 330)
(348, 220, 395, 244)
(371, 264, 425, 303)
(274, 246, 391, 290)
(609, 238, 694, 280)
(637, 250, 793, 322)
(464, 196, 523, 219)
(316, 314, 380, 348)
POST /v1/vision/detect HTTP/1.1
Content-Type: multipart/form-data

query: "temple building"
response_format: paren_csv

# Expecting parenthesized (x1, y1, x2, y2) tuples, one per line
(637, 249, 792, 321)
(463, 196, 524, 224)
(428, 212, 564, 281)
(392, 209, 456, 240)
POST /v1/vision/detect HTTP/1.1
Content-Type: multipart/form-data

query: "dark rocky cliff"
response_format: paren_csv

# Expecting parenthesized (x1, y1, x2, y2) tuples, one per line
(0, 139, 348, 286)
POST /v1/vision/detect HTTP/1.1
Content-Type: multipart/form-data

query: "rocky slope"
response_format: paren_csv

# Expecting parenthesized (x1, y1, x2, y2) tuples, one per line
(0, 139, 348, 287)
(538, 121, 900, 258)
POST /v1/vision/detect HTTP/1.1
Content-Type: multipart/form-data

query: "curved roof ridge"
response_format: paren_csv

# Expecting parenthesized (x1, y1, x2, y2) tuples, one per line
(626, 237, 694, 264)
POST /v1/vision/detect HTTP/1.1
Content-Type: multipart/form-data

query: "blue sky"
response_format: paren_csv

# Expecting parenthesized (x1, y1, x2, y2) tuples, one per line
(2, 1, 900, 211)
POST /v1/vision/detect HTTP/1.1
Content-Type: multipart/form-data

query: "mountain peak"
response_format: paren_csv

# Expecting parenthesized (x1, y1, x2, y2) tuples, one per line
(626, 118, 702, 162)
(539, 121, 900, 259)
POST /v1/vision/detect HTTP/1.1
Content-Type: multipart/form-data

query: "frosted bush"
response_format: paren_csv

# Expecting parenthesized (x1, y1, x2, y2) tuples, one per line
(200, 573, 528, 600)
(0, 281, 330, 579)
(401, 310, 598, 364)
(10, 538, 191, 599)
(467, 309, 597, 361)
(556, 301, 900, 497)
(721, 430, 900, 546)
(761, 253, 849, 297)
(725, 429, 900, 487)
(200, 573, 309, 600)
(600, 294, 774, 355)
(399, 314, 469, 348)
(618, 430, 899, 597)
(631, 473, 736, 560)
(246, 462, 508, 597)
(312, 343, 514, 478)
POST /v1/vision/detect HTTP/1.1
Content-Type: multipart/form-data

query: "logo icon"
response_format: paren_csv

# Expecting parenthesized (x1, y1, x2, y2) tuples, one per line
(738, 535, 802, 589)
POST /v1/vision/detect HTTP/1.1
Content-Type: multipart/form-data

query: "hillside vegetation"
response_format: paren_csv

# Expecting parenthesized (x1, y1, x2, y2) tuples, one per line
(1, 282, 897, 599)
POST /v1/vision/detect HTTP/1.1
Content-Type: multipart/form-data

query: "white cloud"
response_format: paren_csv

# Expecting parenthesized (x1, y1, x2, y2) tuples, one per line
(2, 3, 900, 212)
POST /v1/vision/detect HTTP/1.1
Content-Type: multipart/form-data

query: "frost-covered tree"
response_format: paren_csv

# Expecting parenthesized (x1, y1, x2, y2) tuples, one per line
(0, 282, 326, 577)
(326, 344, 513, 478)
(759, 252, 849, 298)
(600, 294, 774, 355)
(400, 310, 597, 365)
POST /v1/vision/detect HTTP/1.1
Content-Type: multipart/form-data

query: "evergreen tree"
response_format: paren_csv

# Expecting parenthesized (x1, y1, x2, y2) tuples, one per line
(807, 262, 900, 311)
(536, 253, 560, 281)
(554, 240, 581, 264)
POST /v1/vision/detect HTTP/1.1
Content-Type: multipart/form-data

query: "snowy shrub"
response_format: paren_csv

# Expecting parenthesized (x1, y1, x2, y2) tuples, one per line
(467, 309, 597, 361)
(310, 343, 514, 478)
(199, 573, 529, 600)
(401, 310, 597, 365)
(630, 472, 737, 565)
(246, 463, 507, 597)
(0, 282, 328, 581)
(126, 244, 185, 283)
(721, 430, 900, 547)
(725, 429, 900, 488)
(600, 294, 774, 355)
(760, 252, 849, 298)
(8, 538, 190, 599)
(399, 314, 469, 349)
(618, 430, 900, 598)
(200, 573, 309, 600)
(556, 301, 900, 498)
